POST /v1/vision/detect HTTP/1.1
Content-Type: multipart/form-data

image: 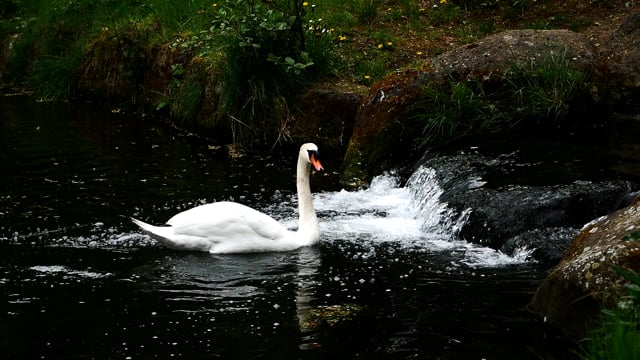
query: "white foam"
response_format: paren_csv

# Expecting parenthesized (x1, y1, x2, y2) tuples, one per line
(313, 168, 529, 268)
(29, 265, 112, 278)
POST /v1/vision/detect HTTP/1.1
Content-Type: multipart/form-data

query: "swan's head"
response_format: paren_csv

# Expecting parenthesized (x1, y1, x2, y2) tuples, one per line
(301, 143, 324, 171)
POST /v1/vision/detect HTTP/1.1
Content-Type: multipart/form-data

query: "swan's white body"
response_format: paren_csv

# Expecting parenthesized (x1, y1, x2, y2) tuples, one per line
(131, 143, 323, 253)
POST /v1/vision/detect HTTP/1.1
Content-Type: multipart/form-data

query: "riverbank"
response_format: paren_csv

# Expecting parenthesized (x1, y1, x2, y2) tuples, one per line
(1, 0, 637, 150)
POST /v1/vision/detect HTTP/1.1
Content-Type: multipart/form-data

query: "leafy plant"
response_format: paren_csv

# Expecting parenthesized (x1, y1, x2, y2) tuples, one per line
(209, 0, 334, 145)
(583, 268, 640, 360)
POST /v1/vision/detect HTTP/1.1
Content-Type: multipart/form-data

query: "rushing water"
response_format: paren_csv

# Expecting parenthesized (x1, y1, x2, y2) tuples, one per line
(1, 96, 577, 359)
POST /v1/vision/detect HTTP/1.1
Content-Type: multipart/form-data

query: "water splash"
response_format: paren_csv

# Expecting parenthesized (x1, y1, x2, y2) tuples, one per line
(314, 167, 528, 267)
(406, 166, 469, 236)
(2, 165, 528, 267)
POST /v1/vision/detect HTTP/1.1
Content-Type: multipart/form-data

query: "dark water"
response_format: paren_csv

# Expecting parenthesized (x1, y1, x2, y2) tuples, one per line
(1, 96, 578, 359)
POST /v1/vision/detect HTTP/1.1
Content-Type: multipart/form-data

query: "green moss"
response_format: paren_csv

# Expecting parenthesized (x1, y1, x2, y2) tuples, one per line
(341, 146, 369, 188)
(302, 303, 363, 330)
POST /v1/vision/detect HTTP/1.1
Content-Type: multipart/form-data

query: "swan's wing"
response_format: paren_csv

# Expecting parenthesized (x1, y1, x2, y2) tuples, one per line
(166, 202, 289, 244)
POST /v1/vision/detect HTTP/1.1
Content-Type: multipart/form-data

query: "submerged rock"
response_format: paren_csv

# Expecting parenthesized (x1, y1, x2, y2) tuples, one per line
(530, 195, 640, 338)
(451, 181, 633, 250)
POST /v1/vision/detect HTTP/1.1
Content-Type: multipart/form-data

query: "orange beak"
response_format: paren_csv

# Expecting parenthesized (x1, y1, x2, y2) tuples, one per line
(310, 153, 324, 172)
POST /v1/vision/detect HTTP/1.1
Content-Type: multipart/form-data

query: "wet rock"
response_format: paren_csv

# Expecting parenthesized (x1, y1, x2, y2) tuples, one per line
(500, 227, 579, 265)
(419, 151, 637, 251)
(341, 70, 434, 187)
(530, 196, 640, 338)
(452, 181, 633, 250)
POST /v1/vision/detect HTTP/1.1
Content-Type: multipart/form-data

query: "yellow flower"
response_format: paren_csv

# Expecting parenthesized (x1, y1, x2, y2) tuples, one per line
(387, 42, 393, 46)
(212, 3, 217, 6)
(303, 1, 309, 5)
(440, 0, 447, 3)
(417, 51, 423, 55)
(364, 75, 371, 79)
(338, 35, 347, 41)
(377, 44, 383, 49)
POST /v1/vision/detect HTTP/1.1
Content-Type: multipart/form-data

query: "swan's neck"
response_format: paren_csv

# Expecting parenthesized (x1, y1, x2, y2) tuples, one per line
(296, 155, 319, 243)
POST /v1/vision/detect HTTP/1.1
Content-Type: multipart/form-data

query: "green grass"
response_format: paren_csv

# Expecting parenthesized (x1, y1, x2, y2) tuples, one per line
(583, 269, 640, 360)
(2, 0, 216, 97)
(29, 54, 81, 100)
(354, 0, 379, 25)
(413, 48, 590, 146)
(414, 78, 507, 144)
(0, 0, 626, 145)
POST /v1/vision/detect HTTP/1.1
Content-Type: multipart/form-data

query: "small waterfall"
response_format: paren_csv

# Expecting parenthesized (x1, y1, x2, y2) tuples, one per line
(405, 165, 470, 239)
(315, 165, 533, 266)
(314, 166, 466, 245)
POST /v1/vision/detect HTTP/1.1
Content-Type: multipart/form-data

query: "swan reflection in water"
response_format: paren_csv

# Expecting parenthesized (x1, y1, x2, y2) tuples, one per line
(133, 246, 324, 351)
(128, 142, 333, 353)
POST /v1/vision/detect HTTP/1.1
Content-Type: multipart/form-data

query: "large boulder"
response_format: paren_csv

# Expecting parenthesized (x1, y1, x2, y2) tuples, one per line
(433, 29, 596, 81)
(597, 12, 640, 109)
(341, 29, 598, 187)
(341, 70, 431, 187)
(530, 195, 640, 338)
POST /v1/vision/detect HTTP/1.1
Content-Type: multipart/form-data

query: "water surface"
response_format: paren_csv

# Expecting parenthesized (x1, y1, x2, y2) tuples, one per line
(1, 96, 576, 359)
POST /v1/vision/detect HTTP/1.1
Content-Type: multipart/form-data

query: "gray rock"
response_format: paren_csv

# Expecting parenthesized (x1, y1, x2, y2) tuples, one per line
(531, 196, 640, 338)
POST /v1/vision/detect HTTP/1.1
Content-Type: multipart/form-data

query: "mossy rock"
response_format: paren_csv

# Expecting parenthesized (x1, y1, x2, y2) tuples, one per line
(300, 303, 364, 331)
(531, 195, 640, 338)
(341, 70, 429, 187)
(289, 87, 361, 159)
(340, 29, 601, 187)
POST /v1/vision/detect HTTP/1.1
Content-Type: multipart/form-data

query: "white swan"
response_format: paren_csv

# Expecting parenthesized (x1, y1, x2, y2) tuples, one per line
(131, 143, 324, 253)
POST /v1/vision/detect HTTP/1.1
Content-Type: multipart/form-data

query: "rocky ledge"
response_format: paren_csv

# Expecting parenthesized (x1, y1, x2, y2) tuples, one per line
(340, 11, 640, 187)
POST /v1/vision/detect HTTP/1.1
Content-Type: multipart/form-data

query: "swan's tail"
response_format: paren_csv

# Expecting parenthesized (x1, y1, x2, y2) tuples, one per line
(130, 217, 211, 251)
(131, 217, 176, 247)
